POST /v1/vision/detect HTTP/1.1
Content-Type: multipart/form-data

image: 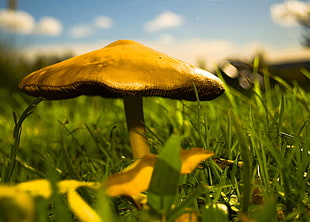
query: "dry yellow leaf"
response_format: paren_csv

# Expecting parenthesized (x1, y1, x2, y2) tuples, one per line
(212, 157, 244, 169)
(0, 147, 214, 221)
(1, 179, 102, 222)
(105, 154, 157, 196)
(58, 179, 101, 194)
(67, 189, 102, 222)
(105, 148, 214, 197)
(0, 185, 34, 222)
(16, 179, 52, 199)
(180, 148, 214, 174)
(175, 211, 198, 222)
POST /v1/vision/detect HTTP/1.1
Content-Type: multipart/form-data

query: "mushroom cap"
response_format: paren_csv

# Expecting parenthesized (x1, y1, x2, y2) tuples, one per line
(19, 40, 224, 101)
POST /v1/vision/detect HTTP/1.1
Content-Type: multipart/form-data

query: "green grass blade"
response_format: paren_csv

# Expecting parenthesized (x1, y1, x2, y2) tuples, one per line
(167, 186, 205, 222)
(230, 112, 252, 214)
(3, 97, 43, 183)
(147, 134, 182, 219)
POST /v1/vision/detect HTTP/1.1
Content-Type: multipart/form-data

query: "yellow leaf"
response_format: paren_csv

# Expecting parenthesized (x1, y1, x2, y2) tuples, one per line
(67, 189, 102, 222)
(16, 179, 52, 199)
(57, 180, 101, 194)
(105, 154, 157, 196)
(175, 210, 198, 222)
(180, 148, 214, 174)
(0, 185, 35, 222)
(127, 193, 148, 209)
(105, 148, 214, 197)
(3, 179, 102, 222)
(212, 157, 244, 169)
(57, 180, 102, 222)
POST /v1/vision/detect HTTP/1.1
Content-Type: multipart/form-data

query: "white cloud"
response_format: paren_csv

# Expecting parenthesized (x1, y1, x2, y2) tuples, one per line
(0, 8, 112, 39)
(0, 9, 35, 34)
(271, 0, 310, 27)
(22, 37, 310, 70)
(36, 17, 62, 36)
(145, 11, 184, 32)
(69, 25, 94, 38)
(94, 16, 113, 29)
(69, 16, 113, 39)
(149, 38, 242, 67)
(0, 9, 62, 36)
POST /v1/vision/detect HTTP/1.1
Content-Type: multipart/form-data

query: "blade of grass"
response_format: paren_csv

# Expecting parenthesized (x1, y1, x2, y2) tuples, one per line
(84, 123, 112, 160)
(3, 97, 43, 183)
(230, 111, 252, 214)
(147, 135, 182, 220)
(59, 125, 93, 204)
(167, 185, 205, 222)
(193, 83, 207, 149)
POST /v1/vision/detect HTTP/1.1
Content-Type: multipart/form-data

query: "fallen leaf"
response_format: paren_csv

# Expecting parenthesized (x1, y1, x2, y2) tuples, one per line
(212, 158, 244, 169)
(175, 210, 198, 222)
(67, 189, 102, 222)
(180, 148, 214, 174)
(16, 179, 52, 199)
(105, 148, 214, 197)
(58, 179, 101, 194)
(1, 179, 102, 222)
(105, 154, 157, 196)
(0, 185, 34, 222)
(126, 193, 148, 209)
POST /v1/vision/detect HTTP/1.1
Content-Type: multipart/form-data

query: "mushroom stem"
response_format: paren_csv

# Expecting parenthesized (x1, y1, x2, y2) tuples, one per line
(123, 95, 150, 159)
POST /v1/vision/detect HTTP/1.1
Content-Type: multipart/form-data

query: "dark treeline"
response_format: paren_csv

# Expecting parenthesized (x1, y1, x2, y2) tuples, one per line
(0, 42, 72, 92)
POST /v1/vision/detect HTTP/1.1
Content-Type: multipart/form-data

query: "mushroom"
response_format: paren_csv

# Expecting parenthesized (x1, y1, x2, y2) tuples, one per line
(18, 39, 224, 159)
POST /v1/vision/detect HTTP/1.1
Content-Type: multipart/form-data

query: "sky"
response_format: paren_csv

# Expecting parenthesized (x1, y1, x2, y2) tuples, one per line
(0, 0, 310, 68)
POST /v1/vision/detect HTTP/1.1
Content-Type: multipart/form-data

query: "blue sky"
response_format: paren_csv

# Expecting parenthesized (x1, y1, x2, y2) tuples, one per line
(0, 0, 309, 67)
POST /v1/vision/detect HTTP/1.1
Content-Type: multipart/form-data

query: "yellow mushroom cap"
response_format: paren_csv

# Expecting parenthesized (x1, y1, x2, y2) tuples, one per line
(18, 40, 224, 101)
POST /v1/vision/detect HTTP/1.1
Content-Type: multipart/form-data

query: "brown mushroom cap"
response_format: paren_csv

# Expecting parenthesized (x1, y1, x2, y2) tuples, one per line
(18, 39, 224, 101)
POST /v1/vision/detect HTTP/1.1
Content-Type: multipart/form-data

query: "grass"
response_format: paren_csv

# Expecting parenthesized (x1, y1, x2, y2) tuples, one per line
(0, 66, 309, 221)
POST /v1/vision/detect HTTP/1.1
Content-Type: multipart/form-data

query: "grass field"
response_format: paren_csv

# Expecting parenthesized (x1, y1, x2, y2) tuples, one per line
(0, 64, 309, 221)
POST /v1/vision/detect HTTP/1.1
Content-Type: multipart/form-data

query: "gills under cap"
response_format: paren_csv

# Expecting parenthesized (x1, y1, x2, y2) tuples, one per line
(19, 39, 224, 101)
